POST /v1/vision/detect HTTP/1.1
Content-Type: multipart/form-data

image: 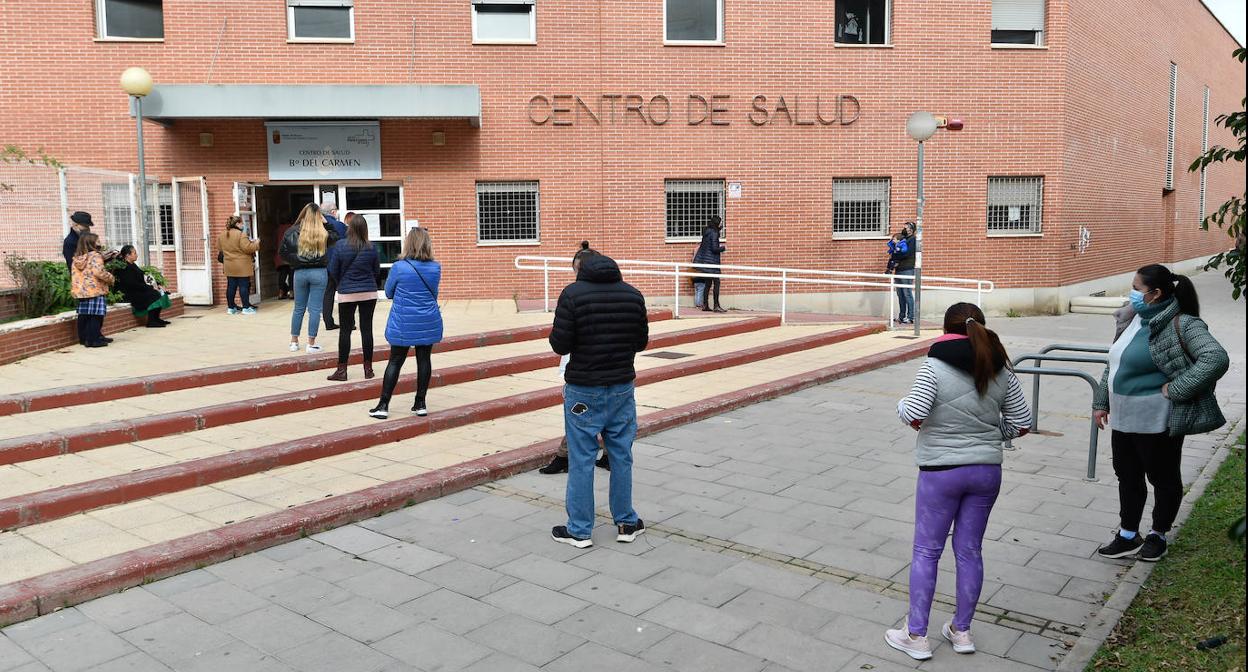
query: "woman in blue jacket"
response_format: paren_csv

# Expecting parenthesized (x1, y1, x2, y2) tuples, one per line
(369, 227, 443, 419)
(326, 213, 382, 381)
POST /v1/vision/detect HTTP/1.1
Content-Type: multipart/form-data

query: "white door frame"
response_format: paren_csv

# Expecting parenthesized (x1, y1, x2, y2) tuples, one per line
(171, 176, 213, 305)
(233, 181, 262, 305)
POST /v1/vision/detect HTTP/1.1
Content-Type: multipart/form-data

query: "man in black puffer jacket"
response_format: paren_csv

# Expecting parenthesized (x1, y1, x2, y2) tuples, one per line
(548, 253, 649, 548)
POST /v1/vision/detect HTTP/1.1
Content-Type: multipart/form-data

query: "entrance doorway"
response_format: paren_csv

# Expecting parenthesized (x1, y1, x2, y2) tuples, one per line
(252, 183, 405, 301)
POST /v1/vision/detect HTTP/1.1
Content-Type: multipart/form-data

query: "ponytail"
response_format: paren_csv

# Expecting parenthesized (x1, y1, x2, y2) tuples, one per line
(1172, 274, 1200, 317)
(572, 240, 597, 269)
(943, 302, 1011, 396)
(1137, 264, 1200, 317)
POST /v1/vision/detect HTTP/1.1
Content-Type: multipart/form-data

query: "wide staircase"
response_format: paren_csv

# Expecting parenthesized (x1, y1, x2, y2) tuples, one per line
(0, 306, 937, 625)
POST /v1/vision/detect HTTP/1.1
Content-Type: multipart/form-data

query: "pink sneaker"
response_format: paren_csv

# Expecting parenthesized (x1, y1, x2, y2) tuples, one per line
(942, 621, 976, 654)
(884, 625, 932, 661)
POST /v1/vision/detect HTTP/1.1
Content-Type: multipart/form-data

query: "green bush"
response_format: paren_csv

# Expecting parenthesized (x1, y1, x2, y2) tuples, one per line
(3, 254, 70, 319)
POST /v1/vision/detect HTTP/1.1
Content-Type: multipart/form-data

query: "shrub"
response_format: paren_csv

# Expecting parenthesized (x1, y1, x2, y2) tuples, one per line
(2, 254, 67, 319)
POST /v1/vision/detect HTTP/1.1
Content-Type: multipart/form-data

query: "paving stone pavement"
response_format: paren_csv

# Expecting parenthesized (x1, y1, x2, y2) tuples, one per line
(1, 273, 1243, 671)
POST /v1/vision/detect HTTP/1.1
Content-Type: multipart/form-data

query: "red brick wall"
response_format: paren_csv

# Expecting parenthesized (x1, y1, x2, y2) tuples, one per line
(0, 296, 185, 365)
(0, 290, 20, 322)
(1, 1, 1242, 303)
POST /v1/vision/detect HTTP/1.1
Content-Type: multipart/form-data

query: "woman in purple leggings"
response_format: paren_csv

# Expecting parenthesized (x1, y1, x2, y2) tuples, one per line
(885, 303, 1032, 661)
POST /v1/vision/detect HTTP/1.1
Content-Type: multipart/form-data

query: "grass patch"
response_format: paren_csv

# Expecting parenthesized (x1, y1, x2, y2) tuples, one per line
(1091, 432, 1246, 671)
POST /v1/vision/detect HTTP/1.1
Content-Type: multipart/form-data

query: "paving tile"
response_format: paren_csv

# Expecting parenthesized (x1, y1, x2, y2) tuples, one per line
(641, 596, 755, 645)
(987, 586, 1097, 626)
(219, 604, 331, 655)
(799, 583, 909, 627)
(805, 545, 908, 580)
(133, 570, 220, 600)
(164, 579, 271, 624)
(176, 641, 294, 672)
(276, 631, 397, 672)
(120, 613, 236, 666)
(334, 566, 439, 607)
(359, 542, 454, 576)
(479, 580, 589, 625)
(257, 574, 354, 615)
(0, 635, 35, 672)
(712, 559, 821, 601)
(564, 573, 670, 616)
(75, 588, 181, 634)
(721, 589, 836, 635)
(460, 652, 542, 672)
(310, 526, 397, 556)
(8, 621, 136, 672)
(306, 596, 417, 645)
(637, 542, 741, 577)
(417, 559, 517, 599)
(466, 614, 585, 667)
(2, 611, 90, 645)
(553, 605, 673, 656)
(729, 527, 825, 559)
(204, 553, 298, 590)
(544, 641, 665, 672)
(397, 589, 506, 635)
(1006, 632, 1067, 669)
(640, 567, 749, 607)
(730, 622, 857, 672)
(569, 546, 669, 582)
(494, 553, 595, 591)
(641, 632, 767, 672)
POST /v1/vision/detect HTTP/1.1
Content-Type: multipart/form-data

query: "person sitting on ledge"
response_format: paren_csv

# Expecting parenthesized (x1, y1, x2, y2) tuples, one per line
(114, 245, 172, 328)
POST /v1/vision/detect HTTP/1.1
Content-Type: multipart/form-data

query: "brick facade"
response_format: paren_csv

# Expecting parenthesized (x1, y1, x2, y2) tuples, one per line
(0, 1, 1242, 306)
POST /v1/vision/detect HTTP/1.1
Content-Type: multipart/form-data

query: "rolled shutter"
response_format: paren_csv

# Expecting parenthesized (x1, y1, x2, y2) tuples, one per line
(992, 0, 1044, 31)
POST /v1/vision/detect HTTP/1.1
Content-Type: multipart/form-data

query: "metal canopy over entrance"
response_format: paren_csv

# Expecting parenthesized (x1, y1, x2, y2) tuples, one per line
(135, 84, 483, 126)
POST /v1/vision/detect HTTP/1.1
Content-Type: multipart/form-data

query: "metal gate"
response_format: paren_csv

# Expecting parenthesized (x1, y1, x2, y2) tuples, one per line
(172, 177, 212, 305)
(233, 181, 260, 305)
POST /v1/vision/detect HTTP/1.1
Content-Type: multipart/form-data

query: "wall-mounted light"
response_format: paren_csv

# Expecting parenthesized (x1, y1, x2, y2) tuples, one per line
(199, 132, 214, 147)
(432, 131, 446, 146)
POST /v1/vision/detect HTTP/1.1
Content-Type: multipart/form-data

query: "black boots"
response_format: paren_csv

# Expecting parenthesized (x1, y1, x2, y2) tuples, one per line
(326, 365, 348, 381)
(539, 456, 569, 474)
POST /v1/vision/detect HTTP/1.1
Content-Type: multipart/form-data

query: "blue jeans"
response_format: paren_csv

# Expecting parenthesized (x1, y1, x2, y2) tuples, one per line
(226, 276, 252, 310)
(563, 382, 640, 539)
(291, 267, 328, 339)
(895, 269, 915, 321)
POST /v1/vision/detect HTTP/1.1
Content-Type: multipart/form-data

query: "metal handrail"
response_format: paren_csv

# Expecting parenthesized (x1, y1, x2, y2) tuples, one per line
(1013, 348, 1110, 433)
(514, 256, 995, 326)
(1010, 365, 1104, 481)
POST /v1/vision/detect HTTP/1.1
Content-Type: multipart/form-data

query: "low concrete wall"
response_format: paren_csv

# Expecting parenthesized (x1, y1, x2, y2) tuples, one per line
(0, 295, 186, 365)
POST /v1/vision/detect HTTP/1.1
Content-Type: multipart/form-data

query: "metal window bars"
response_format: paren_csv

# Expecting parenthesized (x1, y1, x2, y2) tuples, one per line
(986, 176, 1043, 234)
(833, 178, 890, 236)
(665, 179, 724, 239)
(477, 181, 540, 244)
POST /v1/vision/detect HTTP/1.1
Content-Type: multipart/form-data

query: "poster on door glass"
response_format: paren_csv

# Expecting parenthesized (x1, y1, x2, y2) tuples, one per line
(363, 213, 382, 239)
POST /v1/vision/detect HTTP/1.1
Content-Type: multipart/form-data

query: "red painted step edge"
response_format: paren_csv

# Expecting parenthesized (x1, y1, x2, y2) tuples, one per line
(0, 315, 773, 466)
(0, 334, 932, 628)
(0, 311, 675, 416)
(0, 322, 872, 531)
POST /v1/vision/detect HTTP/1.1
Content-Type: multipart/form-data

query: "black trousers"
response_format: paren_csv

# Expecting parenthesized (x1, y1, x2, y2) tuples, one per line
(378, 345, 433, 407)
(1111, 429, 1185, 534)
(337, 299, 377, 365)
(704, 276, 721, 308)
(322, 276, 338, 327)
(79, 314, 104, 345)
(277, 265, 293, 296)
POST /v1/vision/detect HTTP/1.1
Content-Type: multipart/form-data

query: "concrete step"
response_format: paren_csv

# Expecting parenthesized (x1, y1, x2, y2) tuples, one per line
(1069, 296, 1126, 315)
(0, 328, 937, 624)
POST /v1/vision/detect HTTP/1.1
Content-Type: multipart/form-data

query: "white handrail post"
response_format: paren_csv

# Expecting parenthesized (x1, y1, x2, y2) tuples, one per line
(888, 275, 895, 329)
(543, 259, 550, 313)
(673, 263, 681, 319)
(976, 282, 983, 308)
(780, 270, 788, 325)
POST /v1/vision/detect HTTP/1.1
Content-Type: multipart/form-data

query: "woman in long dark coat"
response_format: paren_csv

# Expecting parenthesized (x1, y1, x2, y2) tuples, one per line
(693, 215, 727, 312)
(114, 244, 171, 327)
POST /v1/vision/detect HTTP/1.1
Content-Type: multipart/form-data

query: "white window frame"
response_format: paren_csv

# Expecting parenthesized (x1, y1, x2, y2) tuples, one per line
(101, 181, 176, 249)
(95, 0, 164, 42)
(476, 181, 541, 246)
(665, 179, 726, 243)
(287, 0, 355, 43)
(833, 0, 893, 48)
(1165, 62, 1178, 191)
(990, 0, 1046, 48)
(471, 0, 537, 45)
(986, 176, 1044, 237)
(664, 0, 724, 46)
(832, 178, 892, 239)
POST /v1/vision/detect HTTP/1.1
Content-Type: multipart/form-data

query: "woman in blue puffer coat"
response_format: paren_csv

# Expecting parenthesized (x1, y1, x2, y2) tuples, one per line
(369, 227, 443, 419)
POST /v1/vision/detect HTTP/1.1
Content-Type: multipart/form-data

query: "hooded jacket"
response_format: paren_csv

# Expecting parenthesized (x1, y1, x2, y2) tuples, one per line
(279, 222, 339, 270)
(549, 255, 649, 387)
(71, 251, 114, 300)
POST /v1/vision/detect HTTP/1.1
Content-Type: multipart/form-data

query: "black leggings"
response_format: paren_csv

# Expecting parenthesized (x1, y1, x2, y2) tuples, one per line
(705, 276, 721, 308)
(337, 300, 377, 365)
(378, 345, 433, 407)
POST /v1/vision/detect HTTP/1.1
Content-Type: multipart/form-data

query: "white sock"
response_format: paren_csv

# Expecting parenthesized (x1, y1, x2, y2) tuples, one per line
(1119, 528, 1138, 540)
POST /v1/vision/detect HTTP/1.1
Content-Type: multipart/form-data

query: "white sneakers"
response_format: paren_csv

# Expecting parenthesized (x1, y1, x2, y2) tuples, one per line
(288, 342, 299, 352)
(942, 621, 976, 654)
(884, 621, 976, 661)
(306, 344, 322, 353)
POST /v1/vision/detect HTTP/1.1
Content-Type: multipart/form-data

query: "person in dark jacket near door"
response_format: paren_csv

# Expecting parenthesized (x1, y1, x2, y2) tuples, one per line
(548, 253, 649, 549)
(692, 215, 727, 312)
(326, 213, 381, 381)
(321, 201, 347, 331)
(280, 203, 339, 353)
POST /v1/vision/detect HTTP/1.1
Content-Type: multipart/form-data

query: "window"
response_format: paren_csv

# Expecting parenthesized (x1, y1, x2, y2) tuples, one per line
(835, 0, 889, 45)
(666, 179, 724, 240)
(1165, 62, 1178, 191)
(986, 177, 1043, 234)
(341, 185, 402, 270)
(991, 0, 1044, 45)
(472, 0, 536, 43)
(833, 178, 891, 237)
(477, 181, 540, 244)
(1199, 85, 1209, 224)
(97, 0, 163, 39)
(665, 0, 722, 44)
(288, 0, 353, 41)
(101, 182, 175, 248)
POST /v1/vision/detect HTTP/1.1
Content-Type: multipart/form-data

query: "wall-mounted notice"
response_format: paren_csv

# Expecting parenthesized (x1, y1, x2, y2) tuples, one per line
(266, 121, 381, 180)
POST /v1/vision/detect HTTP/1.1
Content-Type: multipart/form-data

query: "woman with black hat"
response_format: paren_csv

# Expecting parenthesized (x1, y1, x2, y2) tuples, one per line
(64, 211, 93, 269)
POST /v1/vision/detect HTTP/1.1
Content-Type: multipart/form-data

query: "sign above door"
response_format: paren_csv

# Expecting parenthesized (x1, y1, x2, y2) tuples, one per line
(266, 121, 382, 181)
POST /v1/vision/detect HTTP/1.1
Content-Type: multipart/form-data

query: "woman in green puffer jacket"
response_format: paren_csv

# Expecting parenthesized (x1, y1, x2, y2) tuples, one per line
(1092, 264, 1229, 563)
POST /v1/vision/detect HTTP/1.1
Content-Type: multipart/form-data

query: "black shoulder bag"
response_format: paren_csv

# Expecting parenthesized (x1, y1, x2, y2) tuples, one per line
(405, 260, 438, 300)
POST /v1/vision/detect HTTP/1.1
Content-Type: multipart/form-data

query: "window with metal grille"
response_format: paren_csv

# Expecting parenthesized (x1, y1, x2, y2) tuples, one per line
(1199, 85, 1209, 224)
(1166, 62, 1177, 191)
(97, 0, 163, 39)
(833, 178, 890, 237)
(665, 179, 724, 240)
(991, 0, 1044, 45)
(477, 181, 540, 244)
(986, 176, 1043, 234)
(101, 182, 175, 247)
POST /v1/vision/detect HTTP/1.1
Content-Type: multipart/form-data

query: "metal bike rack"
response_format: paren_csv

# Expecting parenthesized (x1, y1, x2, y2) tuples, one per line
(1010, 345, 1111, 481)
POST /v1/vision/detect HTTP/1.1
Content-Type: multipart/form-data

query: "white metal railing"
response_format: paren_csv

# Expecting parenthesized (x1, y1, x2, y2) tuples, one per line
(515, 256, 995, 327)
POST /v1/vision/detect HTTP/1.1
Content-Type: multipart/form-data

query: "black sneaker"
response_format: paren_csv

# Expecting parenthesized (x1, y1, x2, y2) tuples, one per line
(617, 519, 645, 543)
(595, 454, 611, 471)
(368, 405, 389, 420)
(551, 526, 592, 549)
(1097, 532, 1144, 559)
(412, 399, 427, 417)
(1139, 533, 1168, 562)
(539, 456, 568, 474)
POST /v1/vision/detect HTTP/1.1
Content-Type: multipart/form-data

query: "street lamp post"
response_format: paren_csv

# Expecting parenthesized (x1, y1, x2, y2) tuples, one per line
(121, 67, 154, 267)
(905, 111, 962, 336)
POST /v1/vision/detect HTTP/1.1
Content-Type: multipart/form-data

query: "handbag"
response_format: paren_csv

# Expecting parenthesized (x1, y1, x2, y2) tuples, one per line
(217, 250, 224, 264)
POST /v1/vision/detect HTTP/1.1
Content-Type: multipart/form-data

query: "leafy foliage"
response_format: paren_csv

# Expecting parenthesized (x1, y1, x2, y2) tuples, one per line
(2, 254, 70, 318)
(0, 145, 63, 192)
(1189, 47, 1247, 300)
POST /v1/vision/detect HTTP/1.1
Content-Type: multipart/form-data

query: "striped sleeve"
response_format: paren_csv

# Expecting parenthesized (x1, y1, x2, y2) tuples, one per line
(898, 360, 938, 427)
(999, 372, 1033, 439)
